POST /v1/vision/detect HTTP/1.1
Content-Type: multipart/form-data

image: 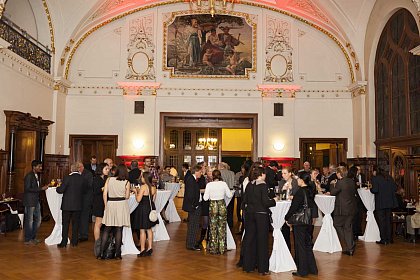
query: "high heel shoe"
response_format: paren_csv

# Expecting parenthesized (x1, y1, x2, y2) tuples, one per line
(146, 249, 153, 256)
(137, 250, 146, 257)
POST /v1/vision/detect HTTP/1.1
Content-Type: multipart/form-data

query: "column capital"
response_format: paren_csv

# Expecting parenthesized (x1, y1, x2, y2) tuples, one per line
(348, 81, 367, 97)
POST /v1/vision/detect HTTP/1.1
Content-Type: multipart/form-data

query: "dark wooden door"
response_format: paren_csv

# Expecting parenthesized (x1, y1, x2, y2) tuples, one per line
(14, 130, 36, 193)
(70, 135, 118, 165)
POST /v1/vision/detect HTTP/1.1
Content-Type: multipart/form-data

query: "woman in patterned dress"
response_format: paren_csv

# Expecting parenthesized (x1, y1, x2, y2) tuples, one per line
(203, 169, 233, 254)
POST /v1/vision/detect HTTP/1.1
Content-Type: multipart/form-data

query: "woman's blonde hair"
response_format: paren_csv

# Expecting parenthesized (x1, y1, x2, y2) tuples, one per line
(337, 166, 348, 178)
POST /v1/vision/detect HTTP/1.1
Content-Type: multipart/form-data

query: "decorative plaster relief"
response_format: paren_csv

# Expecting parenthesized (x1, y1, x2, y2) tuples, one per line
(265, 16, 293, 83)
(288, 0, 330, 24)
(126, 14, 156, 80)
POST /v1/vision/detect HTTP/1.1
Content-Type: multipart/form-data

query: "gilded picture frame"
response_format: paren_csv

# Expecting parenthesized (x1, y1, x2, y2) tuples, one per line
(163, 11, 257, 79)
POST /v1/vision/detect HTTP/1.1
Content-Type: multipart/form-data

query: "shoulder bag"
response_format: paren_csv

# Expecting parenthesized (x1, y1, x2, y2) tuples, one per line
(148, 185, 158, 222)
(287, 189, 311, 225)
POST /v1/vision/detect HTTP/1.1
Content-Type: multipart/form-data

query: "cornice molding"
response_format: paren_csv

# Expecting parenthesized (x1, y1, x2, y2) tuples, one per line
(0, 48, 55, 89)
(0, 37, 10, 49)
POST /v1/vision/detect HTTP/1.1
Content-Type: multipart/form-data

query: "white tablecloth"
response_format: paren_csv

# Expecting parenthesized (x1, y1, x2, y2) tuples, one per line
(269, 201, 296, 273)
(225, 190, 236, 250)
(314, 209, 323, 226)
(313, 195, 342, 253)
(121, 196, 141, 256)
(45, 188, 69, 245)
(165, 183, 181, 223)
(153, 190, 172, 241)
(357, 188, 380, 242)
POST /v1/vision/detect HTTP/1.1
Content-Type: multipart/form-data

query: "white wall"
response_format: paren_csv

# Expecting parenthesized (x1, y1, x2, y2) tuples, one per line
(63, 3, 356, 159)
(0, 49, 55, 152)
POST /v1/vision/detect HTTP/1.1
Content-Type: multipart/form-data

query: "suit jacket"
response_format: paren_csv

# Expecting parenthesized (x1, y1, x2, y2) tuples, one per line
(330, 177, 356, 216)
(81, 169, 94, 199)
(370, 175, 398, 210)
(183, 170, 192, 181)
(128, 168, 141, 184)
(84, 163, 97, 175)
(23, 172, 43, 207)
(278, 178, 299, 196)
(57, 172, 87, 211)
(285, 187, 316, 220)
(182, 175, 201, 212)
(242, 180, 276, 213)
(220, 169, 235, 190)
(326, 172, 338, 192)
(264, 167, 278, 190)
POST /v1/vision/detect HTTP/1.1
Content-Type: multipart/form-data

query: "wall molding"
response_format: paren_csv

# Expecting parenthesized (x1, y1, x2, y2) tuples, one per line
(0, 48, 55, 89)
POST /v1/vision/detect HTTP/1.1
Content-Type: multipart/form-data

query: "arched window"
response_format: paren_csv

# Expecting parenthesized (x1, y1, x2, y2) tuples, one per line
(375, 9, 420, 139)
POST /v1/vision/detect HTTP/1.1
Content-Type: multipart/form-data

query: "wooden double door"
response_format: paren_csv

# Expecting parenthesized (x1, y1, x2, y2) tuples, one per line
(69, 135, 118, 165)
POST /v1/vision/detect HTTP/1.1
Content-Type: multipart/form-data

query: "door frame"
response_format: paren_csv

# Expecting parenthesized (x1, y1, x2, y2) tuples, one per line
(299, 138, 348, 167)
(69, 134, 118, 163)
(159, 112, 258, 168)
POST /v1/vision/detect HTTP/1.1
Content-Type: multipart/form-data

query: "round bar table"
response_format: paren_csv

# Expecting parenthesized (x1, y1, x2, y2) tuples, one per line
(164, 183, 181, 223)
(269, 200, 297, 273)
(313, 194, 342, 253)
(45, 187, 69, 245)
(357, 188, 380, 242)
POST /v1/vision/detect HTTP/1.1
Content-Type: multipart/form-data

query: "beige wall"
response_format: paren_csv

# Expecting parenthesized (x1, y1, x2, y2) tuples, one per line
(0, 50, 55, 153)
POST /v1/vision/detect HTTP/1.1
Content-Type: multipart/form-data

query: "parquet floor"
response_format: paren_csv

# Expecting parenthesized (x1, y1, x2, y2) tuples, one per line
(0, 198, 418, 280)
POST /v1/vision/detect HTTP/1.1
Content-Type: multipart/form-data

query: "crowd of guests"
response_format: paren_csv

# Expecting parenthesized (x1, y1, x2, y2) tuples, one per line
(22, 155, 415, 274)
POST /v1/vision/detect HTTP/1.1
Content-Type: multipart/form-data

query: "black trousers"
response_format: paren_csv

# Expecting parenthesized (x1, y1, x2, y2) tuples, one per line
(376, 208, 392, 243)
(243, 212, 270, 273)
(79, 193, 92, 239)
(353, 195, 366, 236)
(334, 215, 354, 251)
(236, 196, 242, 224)
(227, 198, 234, 228)
(186, 207, 201, 249)
(61, 210, 81, 245)
(282, 224, 291, 251)
(293, 225, 318, 276)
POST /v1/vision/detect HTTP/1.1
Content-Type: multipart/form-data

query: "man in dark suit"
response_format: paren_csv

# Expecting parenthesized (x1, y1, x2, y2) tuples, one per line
(182, 163, 192, 181)
(84, 155, 98, 175)
(128, 160, 141, 185)
(182, 164, 202, 251)
(329, 166, 357, 255)
(353, 165, 367, 239)
(326, 164, 338, 192)
(56, 163, 87, 247)
(265, 160, 278, 198)
(370, 166, 398, 245)
(78, 162, 93, 242)
(23, 160, 49, 245)
(297, 161, 311, 179)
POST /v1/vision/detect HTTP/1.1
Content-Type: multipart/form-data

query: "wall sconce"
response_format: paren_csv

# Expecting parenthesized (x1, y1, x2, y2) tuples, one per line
(133, 139, 145, 150)
(273, 142, 285, 151)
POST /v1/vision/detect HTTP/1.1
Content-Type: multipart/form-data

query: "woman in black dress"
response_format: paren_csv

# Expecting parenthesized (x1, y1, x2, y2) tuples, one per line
(285, 173, 318, 277)
(92, 163, 109, 246)
(132, 171, 158, 256)
(242, 166, 279, 275)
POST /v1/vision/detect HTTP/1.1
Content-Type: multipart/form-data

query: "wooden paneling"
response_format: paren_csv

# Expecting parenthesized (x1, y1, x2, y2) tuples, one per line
(13, 131, 36, 194)
(0, 150, 8, 195)
(347, 157, 377, 182)
(42, 154, 70, 185)
(69, 135, 118, 164)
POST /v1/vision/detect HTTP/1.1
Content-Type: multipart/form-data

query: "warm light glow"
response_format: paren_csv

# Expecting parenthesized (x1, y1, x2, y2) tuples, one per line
(133, 139, 145, 150)
(273, 142, 285, 151)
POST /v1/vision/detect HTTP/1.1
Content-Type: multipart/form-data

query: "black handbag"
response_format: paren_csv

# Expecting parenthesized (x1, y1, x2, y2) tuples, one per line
(287, 190, 311, 225)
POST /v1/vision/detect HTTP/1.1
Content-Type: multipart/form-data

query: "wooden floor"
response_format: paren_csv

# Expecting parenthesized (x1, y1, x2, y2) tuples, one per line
(0, 198, 418, 279)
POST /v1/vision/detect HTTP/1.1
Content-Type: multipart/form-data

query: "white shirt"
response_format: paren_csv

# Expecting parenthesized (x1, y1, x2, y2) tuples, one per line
(203, 180, 233, 201)
(242, 177, 250, 192)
